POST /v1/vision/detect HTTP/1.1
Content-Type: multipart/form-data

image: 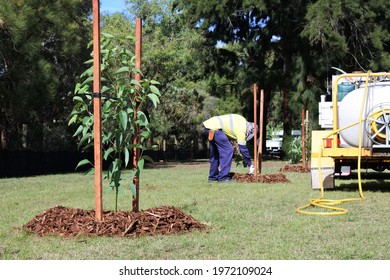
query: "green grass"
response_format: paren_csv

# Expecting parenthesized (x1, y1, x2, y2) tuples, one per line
(1, 160, 390, 260)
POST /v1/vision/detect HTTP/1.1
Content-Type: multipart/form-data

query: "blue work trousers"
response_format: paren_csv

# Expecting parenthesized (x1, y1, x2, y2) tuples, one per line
(208, 130, 234, 181)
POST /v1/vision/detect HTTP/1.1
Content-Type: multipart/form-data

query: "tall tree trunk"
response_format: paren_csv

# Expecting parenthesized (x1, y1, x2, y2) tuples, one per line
(282, 88, 291, 137)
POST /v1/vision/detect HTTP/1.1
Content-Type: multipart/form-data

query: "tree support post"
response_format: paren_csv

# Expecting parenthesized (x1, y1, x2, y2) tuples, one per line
(253, 84, 258, 176)
(132, 18, 142, 212)
(92, 0, 102, 220)
(301, 107, 305, 169)
(258, 89, 264, 174)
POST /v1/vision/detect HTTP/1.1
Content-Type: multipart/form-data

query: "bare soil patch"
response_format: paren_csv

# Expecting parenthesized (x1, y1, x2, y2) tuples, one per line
(24, 205, 206, 238)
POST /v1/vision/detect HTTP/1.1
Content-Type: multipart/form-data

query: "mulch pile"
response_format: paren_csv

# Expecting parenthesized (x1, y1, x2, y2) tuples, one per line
(279, 164, 310, 173)
(232, 173, 290, 183)
(23, 205, 206, 238)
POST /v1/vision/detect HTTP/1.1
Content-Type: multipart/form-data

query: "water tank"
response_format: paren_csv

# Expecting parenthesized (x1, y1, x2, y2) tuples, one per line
(338, 82, 390, 147)
(337, 82, 355, 101)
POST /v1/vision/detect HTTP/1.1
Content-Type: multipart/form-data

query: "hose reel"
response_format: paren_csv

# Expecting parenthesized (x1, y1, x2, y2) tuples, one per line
(366, 103, 390, 146)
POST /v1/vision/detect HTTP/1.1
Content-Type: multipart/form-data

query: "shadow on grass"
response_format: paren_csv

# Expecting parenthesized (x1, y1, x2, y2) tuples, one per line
(333, 171, 390, 193)
(145, 160, 209, 169)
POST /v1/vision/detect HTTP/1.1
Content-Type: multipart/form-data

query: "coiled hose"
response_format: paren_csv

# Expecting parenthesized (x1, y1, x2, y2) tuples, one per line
(297, 72, 371, 216)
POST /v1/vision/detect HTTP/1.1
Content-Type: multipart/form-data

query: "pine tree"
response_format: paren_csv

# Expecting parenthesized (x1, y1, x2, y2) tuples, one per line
(0, 0, 92, 150)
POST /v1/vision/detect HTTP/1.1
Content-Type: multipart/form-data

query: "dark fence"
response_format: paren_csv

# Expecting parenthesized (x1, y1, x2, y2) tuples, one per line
(0, 148, 208, 178)
(0, 150, 95, 177)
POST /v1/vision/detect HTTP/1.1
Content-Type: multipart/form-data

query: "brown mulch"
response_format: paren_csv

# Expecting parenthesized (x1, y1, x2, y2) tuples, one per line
(232, 173, 290, 183)
(23, 205, 206, 238)
(279, 164, 310, 173)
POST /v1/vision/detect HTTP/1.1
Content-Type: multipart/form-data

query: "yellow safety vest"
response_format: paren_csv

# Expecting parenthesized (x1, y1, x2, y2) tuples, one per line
(203, 114, 247, 145)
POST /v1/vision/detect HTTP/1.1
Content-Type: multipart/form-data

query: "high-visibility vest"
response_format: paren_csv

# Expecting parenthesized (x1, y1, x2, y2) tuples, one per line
(203, 114, 247, 145)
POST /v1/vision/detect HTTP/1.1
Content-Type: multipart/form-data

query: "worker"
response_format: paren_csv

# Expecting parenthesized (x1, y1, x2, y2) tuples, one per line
(203, 114, 257, 182)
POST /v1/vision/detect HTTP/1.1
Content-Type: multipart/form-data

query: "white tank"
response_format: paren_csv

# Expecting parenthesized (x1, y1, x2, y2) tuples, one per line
(338, 82, 390, 148)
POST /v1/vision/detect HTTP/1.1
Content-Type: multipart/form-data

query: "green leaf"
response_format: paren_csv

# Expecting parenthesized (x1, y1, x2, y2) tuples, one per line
(72, 125, 83, 137)
(140, 129, 151, 140)
(137, 111, 149, 125)
(129, 183, 137, 199)
(80, 67, 93, 78)
(101, 32, 114, 39)
(82, 116, 92, 125)
(85, 167, 95, 176)
(101, 85, 112, 93)
(128, 143, 143, 149)
(124, 147, 130, 167)
(129, 169, 137, 181)
(119, 110, 128, 131)
(84, 58, 94, 65)
(108, 160, 119, 178)
(141, 155, 154, 164)
(115, 132, 123, 149)
(78, 132, 93, 148)
(102, 100, 113, 114)
(76, 159, 93, 170)
(68, 114, 78, 126)
(103, 147, 115, 160)
(114, 66, 130, 75)
(149, 85, 160, 95)
(116, 86, 124, 98)
(113, 169, 121, 186)
(75, 84, 89, 94)
(147, 93, 160, 107)
(73, 95, 84, 102)
(130, 79, 142, 88)
(102, 131, 113, 143)
(126, 107, 134, 115)
(138, 158, 145, 173)
(81, 76, 93, 86)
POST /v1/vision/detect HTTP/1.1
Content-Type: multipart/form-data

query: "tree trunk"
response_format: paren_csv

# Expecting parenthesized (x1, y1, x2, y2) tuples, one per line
(282, 88, 291, 137)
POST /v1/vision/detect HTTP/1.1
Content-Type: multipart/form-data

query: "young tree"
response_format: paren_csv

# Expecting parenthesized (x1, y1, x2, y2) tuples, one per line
(69, 33, 161, 211)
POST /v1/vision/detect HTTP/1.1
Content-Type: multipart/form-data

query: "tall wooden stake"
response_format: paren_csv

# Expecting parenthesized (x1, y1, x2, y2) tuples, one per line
(258, 89, 264, 174)
(92, 0, 102, 220)
(301, 107, 305, 169)
(132, 18, 142, 212)
(253, 84, 258, 176)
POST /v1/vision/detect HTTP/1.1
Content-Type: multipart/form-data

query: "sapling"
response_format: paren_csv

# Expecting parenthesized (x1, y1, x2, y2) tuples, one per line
(69, 33, 160, 211)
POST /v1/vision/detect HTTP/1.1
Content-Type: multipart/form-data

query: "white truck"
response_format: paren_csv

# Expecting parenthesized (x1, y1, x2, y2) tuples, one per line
(266, 130, 301, 155)
(266, 131, 283, 155)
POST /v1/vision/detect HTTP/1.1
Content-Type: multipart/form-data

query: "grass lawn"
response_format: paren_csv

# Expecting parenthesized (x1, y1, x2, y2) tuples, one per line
(0, 160, 389, 260)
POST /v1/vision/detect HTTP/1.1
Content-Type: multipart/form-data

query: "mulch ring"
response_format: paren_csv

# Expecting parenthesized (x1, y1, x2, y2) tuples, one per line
(279, 164, 310, 173)
(232, 173, 290, 183)
(23, 205, 206, 238)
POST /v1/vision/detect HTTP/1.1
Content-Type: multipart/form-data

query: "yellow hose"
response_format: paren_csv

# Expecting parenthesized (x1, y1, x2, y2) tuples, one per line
(297, 72, 372, 216)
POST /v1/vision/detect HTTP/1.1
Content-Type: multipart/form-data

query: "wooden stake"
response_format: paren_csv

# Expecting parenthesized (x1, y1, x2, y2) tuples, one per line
(258, 89, 264, 174)
(132, 18, 142, 213)
(301, 107, 305, 169)
(92, 0, 102, 220)
(253, 84, 258, 176)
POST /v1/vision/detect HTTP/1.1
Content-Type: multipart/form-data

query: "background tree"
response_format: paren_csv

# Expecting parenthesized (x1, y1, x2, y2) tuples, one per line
(174, 0, 313, 141)
(302, 0, 390, 72)
(0, 0, 91, 151)
(121, 0, 218, 157)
